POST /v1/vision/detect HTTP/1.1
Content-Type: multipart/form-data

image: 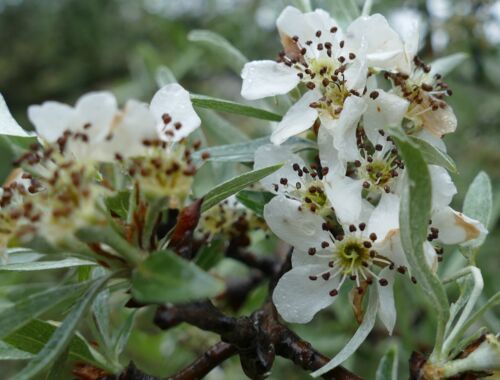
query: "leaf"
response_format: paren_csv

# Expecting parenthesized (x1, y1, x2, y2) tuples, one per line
(0, 281, 92, 339)
(112, 311, 136, 358)
(429, 53, 468, 78)
(4, 320, 99, 367)
(91, 268, 111, 351)
(197, 108, 249, 145)
(392, 131, 450, 357)
(6, 248, 45, 264)
(194, 239, 225, 270)
(11, 275, 110, 379)
(327, 0, 360, 27)
(192, 136, 315, 163)
(376, 345, 399, 380)
(201, 164, 283, 212)
(0, 341, 33, 360)
(131, 250, 225, 304)
(410, 137, 457, 173)
(463, 171, 493, 228)
(187, 29, 248, 74)
(236, 190, 275, 217)
(0, 93, 30, 137)
(0, 258, 96, 271)
(155, 65, 177, 87)
(311, 288, 378, 377)
(191, 94, 282, 122)
(105, 190, 130, 220)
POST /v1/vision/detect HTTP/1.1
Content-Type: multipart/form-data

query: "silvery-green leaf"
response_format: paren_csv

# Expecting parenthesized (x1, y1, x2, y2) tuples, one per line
(188, 30, 248, 74)
(430, 53, 468, 78)
(155, 65, 177, 87)
(410, 137, 457, 173)
(0, 258, 96, 271)
(0, 341, 33, 360)
(376, 345, 398, 380)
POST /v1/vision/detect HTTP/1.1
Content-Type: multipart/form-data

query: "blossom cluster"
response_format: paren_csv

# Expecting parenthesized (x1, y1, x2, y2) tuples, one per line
(242, 6, 487, 333)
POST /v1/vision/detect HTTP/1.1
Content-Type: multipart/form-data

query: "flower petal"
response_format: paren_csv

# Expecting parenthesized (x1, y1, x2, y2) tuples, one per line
(105, 100, 158, 159)
(270, 90, 320, 145)
(364, 90, 409, 145)
(432, 207, 488, 246)
(367, 193, 400, 242)
(324, 174, 363, 225)
(317, 125, 344, 177)
(28, 102, 75, 143)
(240, 60, 300, 100)
(263, 196, 330, 252)
(273, 264, 340, 323)
(429, 165, 456, 211)
(150, 83, 201, 142)
(75, 92, 117, 142)
(377, 268, 396, 335)
(254, 144, 306, 192)
(420, 103, 457, 137)
(332, 95, 367, 162)
(346, 14, 404, 71)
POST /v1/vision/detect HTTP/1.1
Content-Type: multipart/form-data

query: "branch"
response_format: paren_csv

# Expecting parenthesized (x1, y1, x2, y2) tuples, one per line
(167, 342, 237, 380)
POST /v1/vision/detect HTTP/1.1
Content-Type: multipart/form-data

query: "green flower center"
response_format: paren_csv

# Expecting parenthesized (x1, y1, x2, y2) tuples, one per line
(336, 238, 371, 275)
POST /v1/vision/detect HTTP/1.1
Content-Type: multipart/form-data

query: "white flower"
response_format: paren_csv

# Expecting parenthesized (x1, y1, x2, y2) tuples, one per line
(254, 144, 333, 217)
(241, 6, 368, 145)
(28, 84, 201, 162)
(266, 194, 404, 334)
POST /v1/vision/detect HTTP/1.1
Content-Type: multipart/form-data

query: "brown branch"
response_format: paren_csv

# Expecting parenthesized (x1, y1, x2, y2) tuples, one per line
(225, 244, 279, 276)
(166, 342, 237, 380)
(153, 253, 362, 380)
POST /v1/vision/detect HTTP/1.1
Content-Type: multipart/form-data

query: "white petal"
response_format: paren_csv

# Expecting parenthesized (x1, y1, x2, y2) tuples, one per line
(343, 43, 368, 92)
(420, 103, 457, 137)
(240, 60, 300, 100)
(332, 96, 366, 162)
(317, 125, 344, 177)
(291, 250, 331, 267)
(364, 90, 409, 144)
(273, 264, 339, 323)
(423, 241, 438, 271)
(263, 196, 330, 252)
(375, 230, 409, 268)
(75, 92, 117, 142)
(28, 102, 74, 143)
(276, 6, 316, 45)
(367, 193, 400, 241)
(254, 144, 306, 191)
(105, 100, 158, 159)
(377, 268, 396, 335)
(432, 207, 488, 246)
(0, 93, 29, 137)
(346, 14, 405, 71)
(270, 90, 320, 145)
(324, 174, 363, 225)
(150, 83, 201, 142)
(429, 165, 456, 211)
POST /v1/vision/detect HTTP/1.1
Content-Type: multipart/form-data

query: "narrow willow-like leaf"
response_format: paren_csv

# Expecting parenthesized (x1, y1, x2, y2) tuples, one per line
(0, 281, 92, 339)
(410, 137, 457, 173)
(192, 136, 315, 163)
(188, 30, 248, 74)
(392, 132, 450, 359)
(429, 53, 468, 78)
(4, 320, 99, 367)
(12, 275, 110, 380)
(112, 310, 136, 358)
(0, 342, 33, 360)
(236, 190, 275, 216)
(131, 250, 225, 304)
(375, 345, 398, 380)
(196, 108, 249, 146)
(463, 171, 493, 228)
(291, 0, 312, 12)
(312, 288, 378, 377)
(155, 65, 177, 87)
(201, 164, 283, 212)
(194, 239, 225, 270)
(191, 94, 282, 122)
(327, 0, 360, 27)
(0, 258, 96, 271)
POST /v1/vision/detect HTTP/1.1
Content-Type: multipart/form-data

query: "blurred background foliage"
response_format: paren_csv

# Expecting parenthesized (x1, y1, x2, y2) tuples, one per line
(0, 0, 499, 378)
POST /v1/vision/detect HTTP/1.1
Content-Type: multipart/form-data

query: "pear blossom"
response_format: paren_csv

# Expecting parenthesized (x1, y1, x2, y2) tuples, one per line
(241, 6, 369, 145)
(254, 144, 334, 217)
(266, 193, 404, 334)
(28, 84, 201, 161)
